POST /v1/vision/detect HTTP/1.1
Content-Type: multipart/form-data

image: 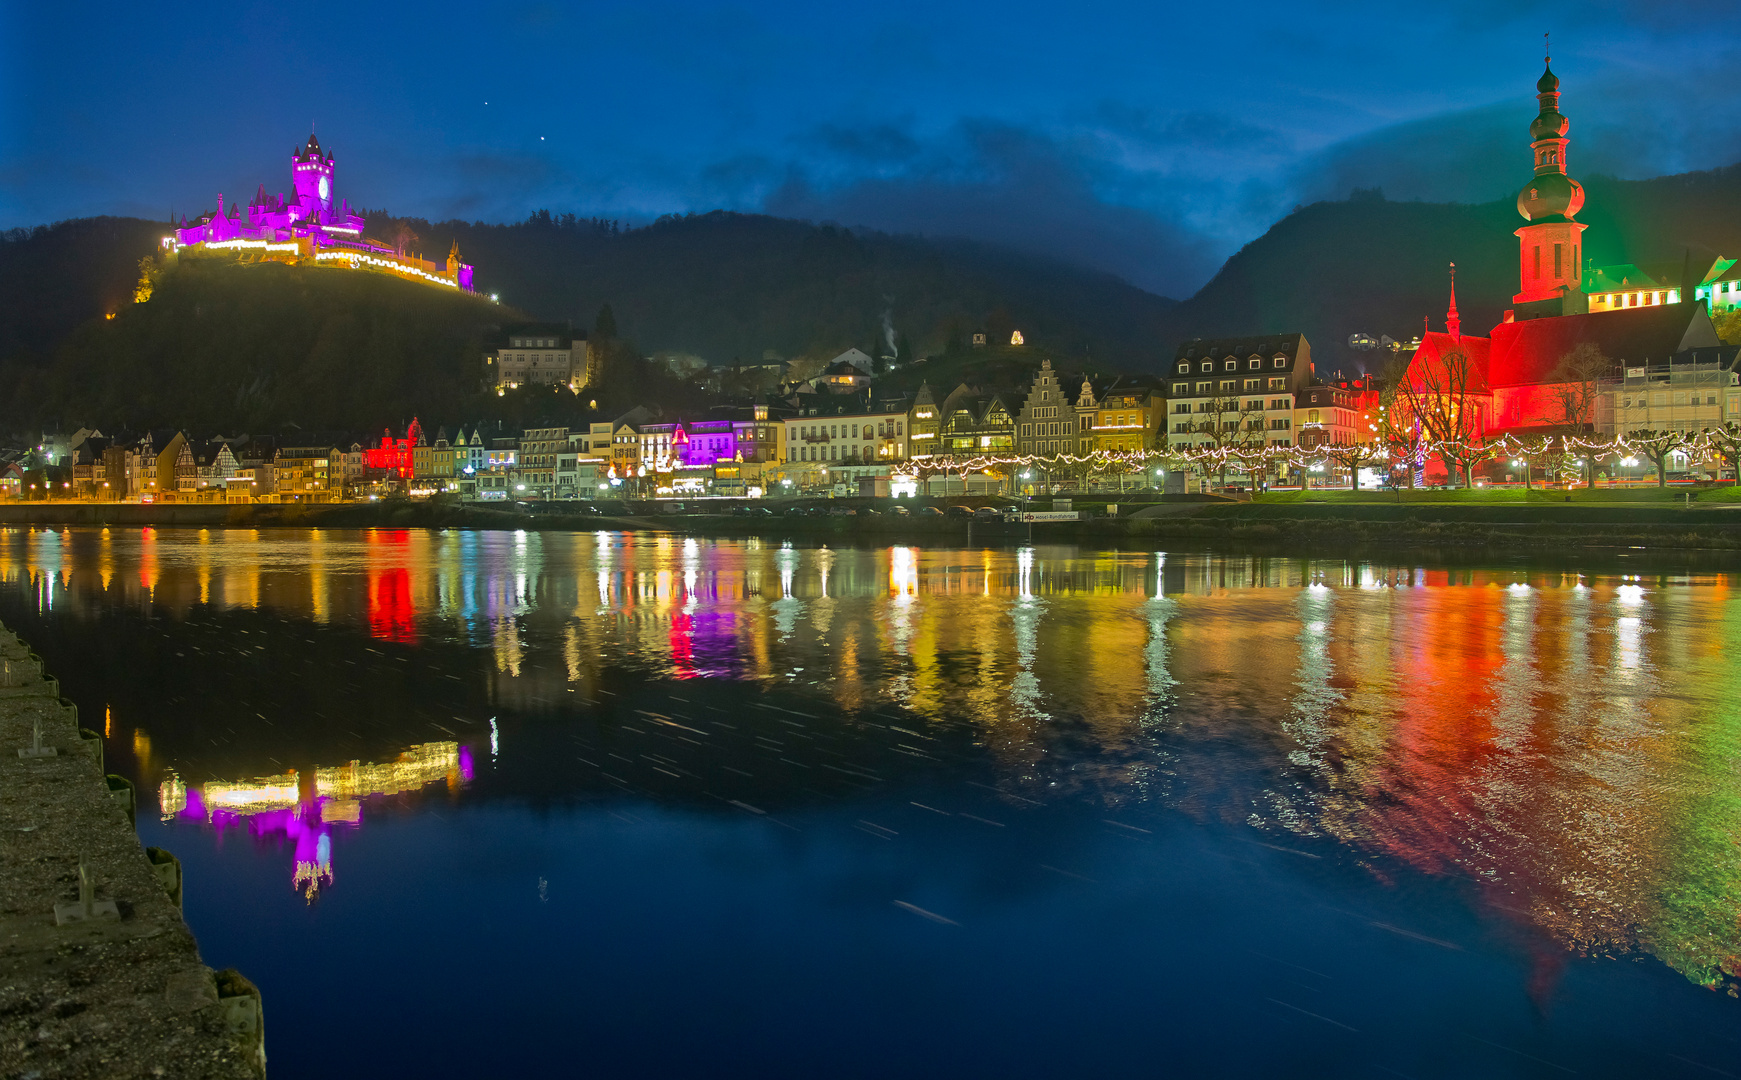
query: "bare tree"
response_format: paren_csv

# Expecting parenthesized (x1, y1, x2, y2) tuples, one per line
(1543, 342, 1611, 433)
(1625, 429, 1688, 488)
(1394, 345, 1490, 487)
(1703, 424, 1741, 483)
(1324, 440, 1383, 490)
(1186, 393, 1265, 488)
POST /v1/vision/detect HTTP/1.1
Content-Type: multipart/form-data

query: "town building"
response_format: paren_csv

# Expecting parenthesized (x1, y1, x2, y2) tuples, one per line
(1014, 360, 1084, 457)
(1294, 377, 1381, 449)
(1166, 334, 1314, 451)
(487, 325, 591, 392)
(170, 134, 474, 292)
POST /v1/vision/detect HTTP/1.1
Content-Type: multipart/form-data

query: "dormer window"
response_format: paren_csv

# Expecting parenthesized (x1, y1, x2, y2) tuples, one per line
(1248, 358, 1260, 370)
(1177, 363, 1189, 374)
(1200, 362, 1212, 373)
(1274, 357, 1286, 368)
(1224, 360, 1236, 372)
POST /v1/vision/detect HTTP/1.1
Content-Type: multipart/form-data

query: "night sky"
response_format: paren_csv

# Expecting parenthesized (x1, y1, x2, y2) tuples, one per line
(3, 1, 1738, 297)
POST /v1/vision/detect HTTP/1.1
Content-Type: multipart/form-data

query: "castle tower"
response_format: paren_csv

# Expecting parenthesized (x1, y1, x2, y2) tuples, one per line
(1512, 53, 1587, 316)
(292, 133, 335, 218)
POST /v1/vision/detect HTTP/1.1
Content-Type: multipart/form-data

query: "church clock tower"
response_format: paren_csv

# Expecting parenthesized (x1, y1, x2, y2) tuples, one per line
(1512, 53, 1587, 318)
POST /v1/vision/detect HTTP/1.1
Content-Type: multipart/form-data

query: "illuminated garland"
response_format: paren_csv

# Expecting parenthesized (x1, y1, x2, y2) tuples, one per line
(903, 424, 1741, 481)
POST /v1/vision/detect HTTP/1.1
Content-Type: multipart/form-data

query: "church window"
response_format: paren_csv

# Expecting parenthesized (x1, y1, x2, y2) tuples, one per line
(1534, 247, 1541, 279)
(1554, 243, 1563, 278)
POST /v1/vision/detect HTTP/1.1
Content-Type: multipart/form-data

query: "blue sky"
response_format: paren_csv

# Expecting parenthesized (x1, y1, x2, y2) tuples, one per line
(4, 1, 1739, 297)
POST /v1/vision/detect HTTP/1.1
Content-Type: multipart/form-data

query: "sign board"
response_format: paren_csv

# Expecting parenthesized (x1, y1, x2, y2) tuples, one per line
(1052, 499, 1072, 512)
(1105, 504, 1119, 516)
(1019, 511, 1081, 522)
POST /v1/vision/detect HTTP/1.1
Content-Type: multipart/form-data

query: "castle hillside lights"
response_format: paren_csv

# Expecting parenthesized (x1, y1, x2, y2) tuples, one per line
(166, 133, 475, 292)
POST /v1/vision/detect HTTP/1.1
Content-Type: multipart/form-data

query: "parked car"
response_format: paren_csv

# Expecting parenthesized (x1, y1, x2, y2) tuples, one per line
(888, 505, 911, 516)
(785, 506, 808, 517)
(581, 503, 603, 515)
(945, 505, 973, 518)
(748, 506, 774, 516)
(973, 506, 1001, 520)
(860, 506, 881, 516)
(917, 506, 944, 517)
(828, 505, 858, 516)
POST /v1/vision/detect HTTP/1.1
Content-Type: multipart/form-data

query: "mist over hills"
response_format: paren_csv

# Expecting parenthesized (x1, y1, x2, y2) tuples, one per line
(3, 159, 1740, 432)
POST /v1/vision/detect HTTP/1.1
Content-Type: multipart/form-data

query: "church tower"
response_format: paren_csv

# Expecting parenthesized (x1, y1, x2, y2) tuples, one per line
(1512, 52, 1587, 317)
(292, 133, 335, 219)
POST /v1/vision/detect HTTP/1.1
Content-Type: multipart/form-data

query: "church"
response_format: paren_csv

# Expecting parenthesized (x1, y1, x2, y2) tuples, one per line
(169, 134, 475, 292)
(1402, 56, 1735, 444)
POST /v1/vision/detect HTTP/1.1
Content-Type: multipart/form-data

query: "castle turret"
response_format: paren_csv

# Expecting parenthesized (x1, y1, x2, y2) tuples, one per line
(292, 133, 334, 215)
(1512, 53, 1587, 316)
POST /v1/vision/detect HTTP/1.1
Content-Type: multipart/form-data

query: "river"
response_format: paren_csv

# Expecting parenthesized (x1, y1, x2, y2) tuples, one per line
(1, 526, 1737, 1078)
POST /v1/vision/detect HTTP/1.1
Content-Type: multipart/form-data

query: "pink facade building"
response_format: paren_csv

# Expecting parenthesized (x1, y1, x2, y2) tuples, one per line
(172, 134, 474, 292)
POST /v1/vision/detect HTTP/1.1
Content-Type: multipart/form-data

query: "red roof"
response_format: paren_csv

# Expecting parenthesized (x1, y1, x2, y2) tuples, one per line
(1487, 303, 1716, 387)
(1406, 331, 1492, 395)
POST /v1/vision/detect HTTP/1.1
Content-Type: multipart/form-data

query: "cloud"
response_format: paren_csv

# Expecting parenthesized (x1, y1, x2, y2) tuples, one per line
(757, 119, 1224, 298)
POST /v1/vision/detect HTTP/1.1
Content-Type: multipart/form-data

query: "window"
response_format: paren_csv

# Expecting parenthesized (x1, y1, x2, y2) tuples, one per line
(1245, 399, 1263, 411)
(1244, 379, 1259, 391)
(1534, 246, 1541, 279)
(1249, 358, 1260, 370)
(1271, 398, 1290, 410)
(1021, 424, 1030, 437)
(1173, 382, 1188, 394)
(1200, 362, 1212, 373)
(1196, 382, 1211, 394)
(1554, 243, 1563, 278)
(1224, 360, 1236, 372)
(1308, 410, 1321, 424)
(1220, 380, 1235, 392)
(1274, 358, 1286, 368)
(1177, 363, 1189, 374)
(1270, 419, 1291, 430)
(1268, 378, 1285, 391)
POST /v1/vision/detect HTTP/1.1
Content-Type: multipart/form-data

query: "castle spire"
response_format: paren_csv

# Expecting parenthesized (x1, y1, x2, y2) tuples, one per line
(1446, 262, 1461, 338)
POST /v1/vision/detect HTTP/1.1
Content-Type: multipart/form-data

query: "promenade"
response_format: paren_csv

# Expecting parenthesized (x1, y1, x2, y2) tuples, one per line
(0, 628, 263, 1078)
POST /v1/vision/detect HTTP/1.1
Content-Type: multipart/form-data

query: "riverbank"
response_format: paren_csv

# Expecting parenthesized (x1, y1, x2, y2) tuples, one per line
(4, 495, 1741, 550)
(0, 628, 263, 1078)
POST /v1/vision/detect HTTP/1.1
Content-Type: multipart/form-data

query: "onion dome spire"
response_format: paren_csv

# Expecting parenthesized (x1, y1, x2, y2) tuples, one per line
(1518, 37, 1583, 222)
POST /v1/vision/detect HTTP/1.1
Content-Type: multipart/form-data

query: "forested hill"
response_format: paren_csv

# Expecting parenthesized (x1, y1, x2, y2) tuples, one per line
(3, 158, 1738, 429)
(362, 209, 1179, 369)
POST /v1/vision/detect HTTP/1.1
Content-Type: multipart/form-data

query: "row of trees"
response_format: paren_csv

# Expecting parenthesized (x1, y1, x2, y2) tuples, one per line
(910, 423, 1741, 491)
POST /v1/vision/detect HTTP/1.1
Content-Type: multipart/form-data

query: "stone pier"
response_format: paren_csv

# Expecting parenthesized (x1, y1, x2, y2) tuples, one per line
(0, 626, 264, 1078)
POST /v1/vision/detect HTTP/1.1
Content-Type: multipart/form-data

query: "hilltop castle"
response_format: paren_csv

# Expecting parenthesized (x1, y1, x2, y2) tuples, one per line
(169, 134, 474, 292)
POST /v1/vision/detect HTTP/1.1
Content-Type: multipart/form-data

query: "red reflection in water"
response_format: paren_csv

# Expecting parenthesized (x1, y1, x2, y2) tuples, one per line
(366, 531, 417, 643)
(669, 611, 694, 678)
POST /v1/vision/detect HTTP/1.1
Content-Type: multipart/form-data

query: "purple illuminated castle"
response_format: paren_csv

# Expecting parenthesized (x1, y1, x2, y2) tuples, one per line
(171, 134, 475, 292)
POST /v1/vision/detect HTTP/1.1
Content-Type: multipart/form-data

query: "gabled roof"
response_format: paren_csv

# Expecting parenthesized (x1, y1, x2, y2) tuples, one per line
(1174, 332, 1306, 361)
(1489, 302, 1719, 386)
(1407, 331, 1493, 395)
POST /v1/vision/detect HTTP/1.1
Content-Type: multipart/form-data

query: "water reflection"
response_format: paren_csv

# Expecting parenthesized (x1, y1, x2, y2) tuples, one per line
(1, 526, 1738, 994)
(160, 742, 466, 900)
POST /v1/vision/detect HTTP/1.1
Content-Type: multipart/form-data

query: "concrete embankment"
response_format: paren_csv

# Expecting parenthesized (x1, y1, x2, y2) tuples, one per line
(0, 629, 264, 1078)
(6, 497, 1741, 550)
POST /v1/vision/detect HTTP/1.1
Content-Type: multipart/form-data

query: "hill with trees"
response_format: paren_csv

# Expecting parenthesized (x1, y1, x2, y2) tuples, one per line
(4, 158, 1740, 433)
